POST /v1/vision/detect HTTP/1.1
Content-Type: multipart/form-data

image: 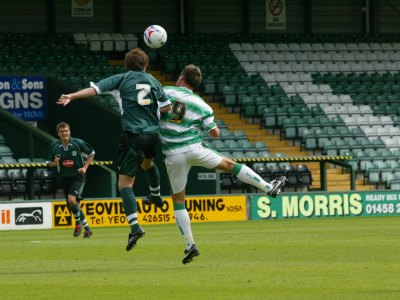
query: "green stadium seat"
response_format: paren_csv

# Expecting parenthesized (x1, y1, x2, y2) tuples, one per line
(233, 130, 247, 140)
(222, 85, 237, 108)
(219, 129, 235, 141)
(238, 140, 256, 152)
(0, 146, 13, 158)
(301, 128, 317, 153)
(0, 135, 6, 145)
(241, 96, 257, 121)
(263, 107, 276, 128)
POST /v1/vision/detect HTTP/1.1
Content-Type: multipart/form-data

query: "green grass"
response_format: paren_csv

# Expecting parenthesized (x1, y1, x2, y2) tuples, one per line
(1, 217, 400, 299)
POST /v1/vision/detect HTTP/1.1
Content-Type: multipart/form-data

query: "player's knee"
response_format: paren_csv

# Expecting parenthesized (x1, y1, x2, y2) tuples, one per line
(67, 196, 76, 206)
(141, 158, 154, 170)
(219, 157, 235, 172)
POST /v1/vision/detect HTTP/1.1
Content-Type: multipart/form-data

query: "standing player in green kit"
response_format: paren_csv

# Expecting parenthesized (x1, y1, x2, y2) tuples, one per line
(47, 122, 95, 238)
(57, 48, 172, 251)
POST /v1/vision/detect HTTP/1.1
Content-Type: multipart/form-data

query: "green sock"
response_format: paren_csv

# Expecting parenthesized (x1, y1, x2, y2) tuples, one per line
(145, 165, 161, 196)
(232, 163, 242, 176)
(120, 187, 139, 232)
(79, 208, 90, 231)
(70, 203, 81, 225)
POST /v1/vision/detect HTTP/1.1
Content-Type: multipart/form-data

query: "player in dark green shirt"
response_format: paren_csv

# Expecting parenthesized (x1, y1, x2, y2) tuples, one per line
(47, 122, 95, 238)
(57, 48, 172, 251)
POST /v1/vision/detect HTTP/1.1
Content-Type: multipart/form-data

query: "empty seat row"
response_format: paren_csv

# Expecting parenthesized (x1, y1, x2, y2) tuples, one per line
(342, 115, 392, 128)
(0, 168, 57, 200)
(220, 163, 312, 193)
(235, 50, 400, 63)
(73, 33, 138, 52)
(205, 139, 269, 153)
(230, 42, 400, 52)
(241, 61, 400, 74)
(253, 163, 312, 190)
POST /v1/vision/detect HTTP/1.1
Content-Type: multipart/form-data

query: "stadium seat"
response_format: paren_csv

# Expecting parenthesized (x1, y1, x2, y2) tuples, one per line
(0, 146, 13, 158)
(0, 170, 12, 200)
(220, 173, 233, 193)
(222, 85, 237, 108)
(283, 165, 298, 188)
(39, 170, 57, 198)
(0, 135, 6, 145)
(296, 165, 313, 189)
(8, 169, 27, 199)
(269, 165, 285, 181)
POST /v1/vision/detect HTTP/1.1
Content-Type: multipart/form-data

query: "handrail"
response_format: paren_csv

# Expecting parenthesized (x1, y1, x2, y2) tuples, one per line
(0, 161, 114, 169)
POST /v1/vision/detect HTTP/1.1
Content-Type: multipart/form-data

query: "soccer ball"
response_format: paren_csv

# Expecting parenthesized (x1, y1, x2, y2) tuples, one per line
(143, 25, 167, 49)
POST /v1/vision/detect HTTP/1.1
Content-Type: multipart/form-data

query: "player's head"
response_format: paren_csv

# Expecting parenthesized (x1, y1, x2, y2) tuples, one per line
(124, 48, 149, 71)
(56, 122, 71, 141)
(178, 64, 202, 90)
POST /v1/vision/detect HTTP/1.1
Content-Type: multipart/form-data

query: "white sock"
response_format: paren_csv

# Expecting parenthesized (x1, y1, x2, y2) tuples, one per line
(174, 208, 194, 250)
(236, 164, 273, 192)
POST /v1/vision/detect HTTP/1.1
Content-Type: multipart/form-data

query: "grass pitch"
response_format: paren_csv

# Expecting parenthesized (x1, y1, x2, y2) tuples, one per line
(0, 217, 400, 299)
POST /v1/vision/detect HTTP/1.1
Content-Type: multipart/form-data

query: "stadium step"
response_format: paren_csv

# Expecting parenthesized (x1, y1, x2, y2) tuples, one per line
(205, 99, 377, 192)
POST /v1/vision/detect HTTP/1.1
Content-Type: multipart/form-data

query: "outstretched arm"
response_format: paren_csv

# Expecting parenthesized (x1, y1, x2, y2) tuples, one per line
(57, 87, 97, 106)
(160, 104, 172, 113)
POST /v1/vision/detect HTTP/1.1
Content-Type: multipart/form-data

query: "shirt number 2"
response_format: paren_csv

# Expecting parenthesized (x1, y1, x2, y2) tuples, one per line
(136, 84, 151, 105)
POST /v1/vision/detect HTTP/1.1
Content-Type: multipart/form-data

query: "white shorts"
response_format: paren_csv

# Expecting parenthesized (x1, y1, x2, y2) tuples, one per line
(164, 144, 223, 194)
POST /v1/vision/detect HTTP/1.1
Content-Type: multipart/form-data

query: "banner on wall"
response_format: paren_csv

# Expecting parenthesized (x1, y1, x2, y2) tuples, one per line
(251, 191, 400, 220)
(0, 76, 46, 121)
(52, 196, 247, 228)
(72, 0, 93, 17)
(0, 202, 52, 230)
(266, 0, 286, 30)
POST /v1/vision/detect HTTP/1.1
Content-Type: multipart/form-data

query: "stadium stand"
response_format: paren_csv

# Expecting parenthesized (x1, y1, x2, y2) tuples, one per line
(0, 135, 57, 200)
(5, 32, 400, 192)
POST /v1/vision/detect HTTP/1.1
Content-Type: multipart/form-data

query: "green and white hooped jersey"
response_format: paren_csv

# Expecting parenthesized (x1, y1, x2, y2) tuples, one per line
(160, 86, 216, 155)
(91, 71, 170, 134)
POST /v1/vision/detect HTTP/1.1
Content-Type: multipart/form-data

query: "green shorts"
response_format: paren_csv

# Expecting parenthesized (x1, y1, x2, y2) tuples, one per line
(117, 131, 160, 177)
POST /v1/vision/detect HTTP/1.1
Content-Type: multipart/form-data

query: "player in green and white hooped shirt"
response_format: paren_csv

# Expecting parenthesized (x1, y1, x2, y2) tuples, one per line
(159, 65, 286, 264)
(47, 122, 95, 238)
(58, 48, 171, 250)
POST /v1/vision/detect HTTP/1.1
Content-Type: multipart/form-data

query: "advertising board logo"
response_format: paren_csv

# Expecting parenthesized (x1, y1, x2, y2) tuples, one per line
(1, 210, 10, 224)
(15, 207, 43, 225)
(54, 204, 72, 226)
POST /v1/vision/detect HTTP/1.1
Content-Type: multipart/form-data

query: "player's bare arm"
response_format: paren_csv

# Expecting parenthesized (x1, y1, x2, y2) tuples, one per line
(208, 127, 220, 138)
(57, 87, 97, 106)
(47, 155, 60, 168)
(160, 104, 172, 113)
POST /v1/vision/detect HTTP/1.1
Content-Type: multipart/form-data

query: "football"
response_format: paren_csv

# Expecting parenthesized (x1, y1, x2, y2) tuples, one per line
(143, 25, 167, 49)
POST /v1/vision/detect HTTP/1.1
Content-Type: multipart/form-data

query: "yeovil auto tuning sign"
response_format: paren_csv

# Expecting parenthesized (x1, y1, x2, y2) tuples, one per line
(52, 196, 247, 228)
(0, 76, 47, 121)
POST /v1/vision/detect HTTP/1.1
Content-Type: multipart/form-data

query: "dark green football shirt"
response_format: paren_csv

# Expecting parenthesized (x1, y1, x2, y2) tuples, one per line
(47, 138, 95, 177)
(91, 71, 171, 134)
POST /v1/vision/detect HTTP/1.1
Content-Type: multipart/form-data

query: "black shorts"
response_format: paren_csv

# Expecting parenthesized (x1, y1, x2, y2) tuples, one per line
(117, 131, 160, 177)
(61, 173, 85, 201)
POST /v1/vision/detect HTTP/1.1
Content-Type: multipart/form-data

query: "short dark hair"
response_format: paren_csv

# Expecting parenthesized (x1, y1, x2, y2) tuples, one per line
(56, 122, 70, 133)
(181, 64, 202, 89)
(124, 48, 149, 71)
